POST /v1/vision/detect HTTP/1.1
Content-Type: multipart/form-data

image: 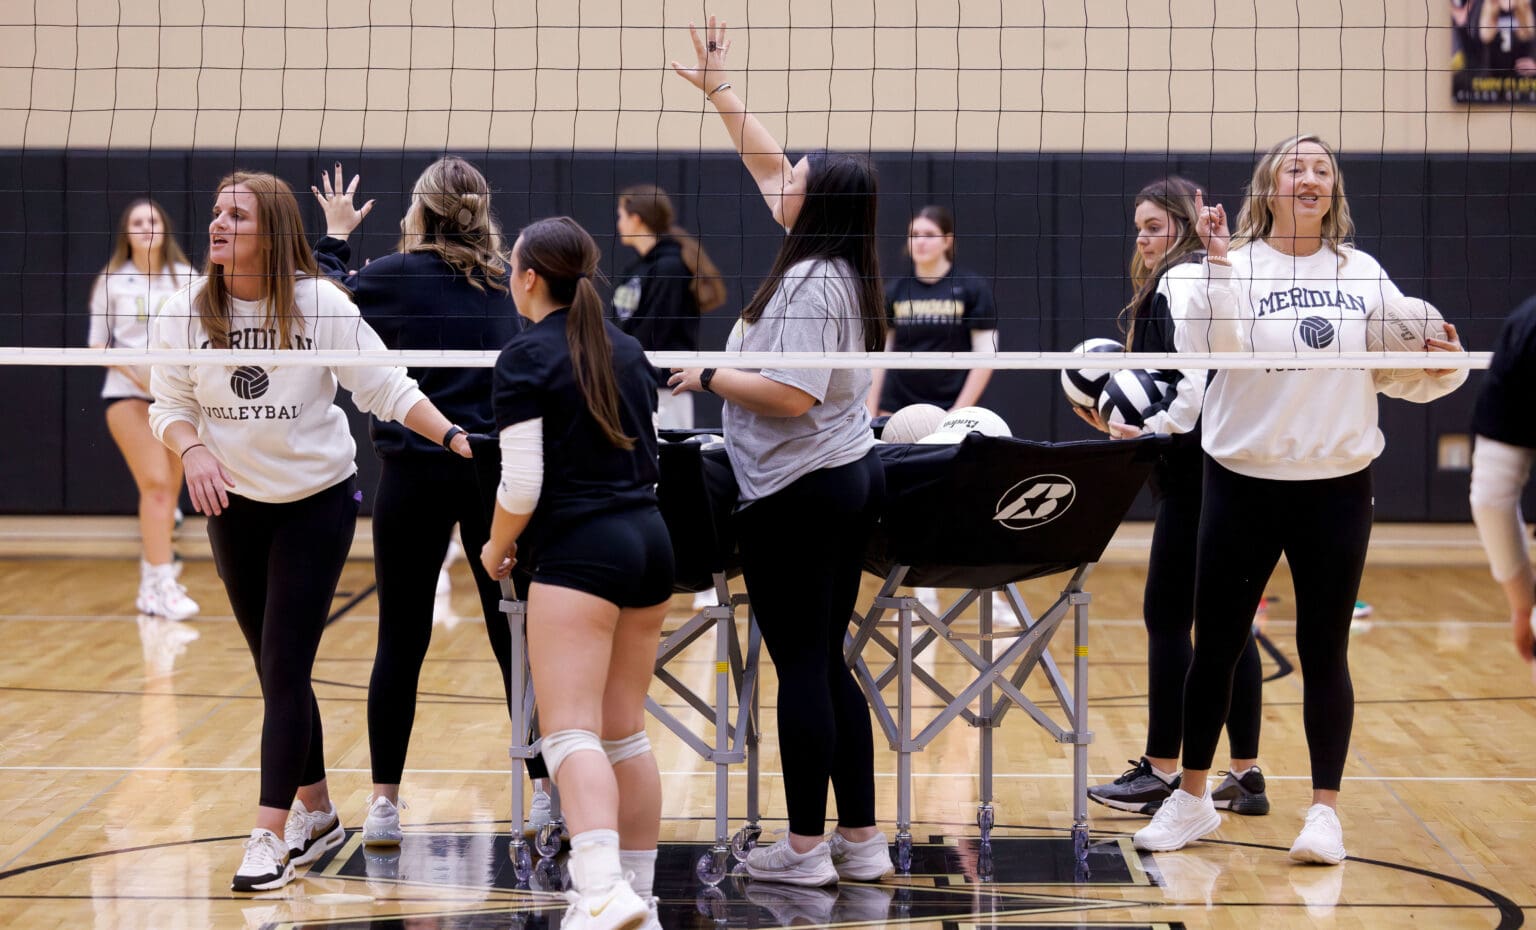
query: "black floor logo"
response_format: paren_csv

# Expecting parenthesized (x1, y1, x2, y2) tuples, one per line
(230, 365, 270, 400)
(1298, 316, 1335, 349)
(994, 475, 1076, 530)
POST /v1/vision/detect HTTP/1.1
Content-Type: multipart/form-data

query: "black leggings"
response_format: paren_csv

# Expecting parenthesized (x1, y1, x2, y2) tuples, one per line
(367, 455, 530, 785)
(1143, 469, 1262, 762)
(207, 478, 359, 810)
(735, 451, 885, 837)
(1182, 458, 1372, 791)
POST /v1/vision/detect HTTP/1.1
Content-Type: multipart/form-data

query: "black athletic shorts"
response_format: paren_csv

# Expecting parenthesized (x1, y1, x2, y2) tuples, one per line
(530, 506, 675, 609)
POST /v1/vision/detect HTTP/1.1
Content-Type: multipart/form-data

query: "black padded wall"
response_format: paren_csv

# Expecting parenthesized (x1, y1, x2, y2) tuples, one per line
(3, 148, 1532, 519)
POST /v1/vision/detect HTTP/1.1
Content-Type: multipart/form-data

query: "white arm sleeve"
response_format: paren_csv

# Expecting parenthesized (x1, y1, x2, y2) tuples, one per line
(497, 418, 544, 515)
(1166, 260, 1246, 355)
(1470, 435, 1536, 584)
(970, 328, 998, 355)
(1142, 368, 1206, 436)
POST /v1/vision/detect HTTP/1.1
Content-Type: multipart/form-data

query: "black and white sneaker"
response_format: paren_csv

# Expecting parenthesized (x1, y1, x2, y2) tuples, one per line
(1211, 767, 1271, 815)
(1087, 758, 1180, 815)
(285, 799, 346, 866)
(231, 828, 294, 892)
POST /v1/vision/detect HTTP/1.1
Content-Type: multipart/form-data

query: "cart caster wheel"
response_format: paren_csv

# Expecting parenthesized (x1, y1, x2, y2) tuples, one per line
(976, 839, 994, 883)
(730, 824, 762, 862)
(895, 832, 913, 873)
(509, 840, 533, 882)
(535, 820, 563, 858)
(1071, 823, 1089, 862)
(977, 803, 994, 835)
(531, 855, 565, 892)
(695, 847, 729, 886)
(695, 885, 728, 922)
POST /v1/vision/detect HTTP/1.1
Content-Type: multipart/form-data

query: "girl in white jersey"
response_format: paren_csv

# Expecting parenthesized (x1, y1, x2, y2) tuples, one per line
(1133, 135, 1467, 865)
(149, 171, 471, 894)
(88, 199, 199, 620)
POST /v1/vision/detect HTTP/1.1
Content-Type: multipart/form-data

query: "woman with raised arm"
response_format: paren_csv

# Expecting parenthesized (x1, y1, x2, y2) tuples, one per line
(613, 183, 727, 429)
(149, 171, 471, 893)
(480, 217, 673, 930)
(89, 199, 200, 620)
(669, 16, 894, 887)
(308, 157, 557, 845)
(1132, 136, 1466, 864)
(1082, 177, 1269, 820)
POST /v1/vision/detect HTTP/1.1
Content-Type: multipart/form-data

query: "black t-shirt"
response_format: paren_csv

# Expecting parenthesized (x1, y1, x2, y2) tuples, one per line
(1473, 294, 1536, 449)
(611, 237, 699, 386)
(314, 236, 522, 457)
(1130, 255, 1206, 493)
(880, 266, 998, 411)
(492, 308, 661, 549)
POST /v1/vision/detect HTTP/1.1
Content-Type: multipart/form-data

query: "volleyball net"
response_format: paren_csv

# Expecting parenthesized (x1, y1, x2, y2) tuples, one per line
(2, 0, 1532, 379)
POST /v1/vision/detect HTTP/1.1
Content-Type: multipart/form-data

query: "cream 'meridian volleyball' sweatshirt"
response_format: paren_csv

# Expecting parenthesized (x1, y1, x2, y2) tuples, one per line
(1164, 240, 1465, 481)
(149, 276, 426, 503)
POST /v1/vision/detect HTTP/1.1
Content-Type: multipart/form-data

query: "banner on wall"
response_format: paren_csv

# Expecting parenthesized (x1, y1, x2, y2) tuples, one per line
(1453, 0, 1536, 103)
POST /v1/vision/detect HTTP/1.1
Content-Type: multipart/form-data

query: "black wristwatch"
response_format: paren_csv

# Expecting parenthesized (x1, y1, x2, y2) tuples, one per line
(441, 425, 465, 450)
(699, 368, 717, 394)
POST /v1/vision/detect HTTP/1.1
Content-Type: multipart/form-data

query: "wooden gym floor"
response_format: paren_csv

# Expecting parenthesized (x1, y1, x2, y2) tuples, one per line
(0, 517, 1532, 929)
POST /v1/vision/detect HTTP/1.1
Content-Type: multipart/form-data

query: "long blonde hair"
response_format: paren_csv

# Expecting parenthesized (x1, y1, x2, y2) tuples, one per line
(1232, 133, 1355, 257)
(101, 198, 191, 279)
(397, 156, 510, 294)
(194, 171, 332, 350)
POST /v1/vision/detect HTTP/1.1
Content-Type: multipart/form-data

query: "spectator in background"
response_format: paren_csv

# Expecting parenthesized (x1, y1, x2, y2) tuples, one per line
(867, 206, 998, 416)
(89, 198, 200, 621)
(613, 184, 727, 429)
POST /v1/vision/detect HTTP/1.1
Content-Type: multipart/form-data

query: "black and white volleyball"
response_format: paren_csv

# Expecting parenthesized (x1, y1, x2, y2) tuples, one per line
(1097, 368, 1173, 429)
(1060, 338, 1124, 408)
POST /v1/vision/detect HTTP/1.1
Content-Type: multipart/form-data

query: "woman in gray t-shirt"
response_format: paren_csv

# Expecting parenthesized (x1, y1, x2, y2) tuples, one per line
(670, 15, 896, 887)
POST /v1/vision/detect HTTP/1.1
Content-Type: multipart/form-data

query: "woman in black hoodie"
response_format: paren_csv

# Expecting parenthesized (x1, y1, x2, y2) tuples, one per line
(612, 184, 727, 428)
(311, 157, 534, 844)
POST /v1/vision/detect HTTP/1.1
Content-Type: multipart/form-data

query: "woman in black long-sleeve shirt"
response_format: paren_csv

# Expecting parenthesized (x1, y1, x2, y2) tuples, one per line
(311, 158, 527, 844)
(613, 184, 726, 429)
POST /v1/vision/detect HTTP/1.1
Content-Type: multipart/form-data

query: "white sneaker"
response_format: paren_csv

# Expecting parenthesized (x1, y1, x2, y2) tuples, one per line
(827, 830, 894, 881)
(742, 839, 839, 887)
(137, 565, 199, 621)
(561, 879, 649, 930)
(363, 795, 404, 847)
(1289, 804, 1347, 865)
(640, 897, 662, 930)
(231, 828, 294, 892)
(525, 788, 553, 833)
(285, 799, 345, 866)
(1132, 788, 1221, 852)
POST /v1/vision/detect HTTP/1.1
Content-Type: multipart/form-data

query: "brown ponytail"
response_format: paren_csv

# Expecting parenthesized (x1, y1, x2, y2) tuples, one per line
(516, 217, 634, 450)
(618, 184, 727, 312)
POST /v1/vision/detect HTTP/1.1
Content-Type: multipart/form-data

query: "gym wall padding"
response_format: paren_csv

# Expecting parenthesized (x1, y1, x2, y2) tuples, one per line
(2, 148, 1532, 520)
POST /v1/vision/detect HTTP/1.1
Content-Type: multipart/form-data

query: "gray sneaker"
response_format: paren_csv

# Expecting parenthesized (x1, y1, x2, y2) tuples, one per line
(1211, 767, 1270, 815)
(827, 831, 894, 881)
(743, 839, 839, 887)
(363, 795, 404, 846)
(1087, 758, 1179, 815)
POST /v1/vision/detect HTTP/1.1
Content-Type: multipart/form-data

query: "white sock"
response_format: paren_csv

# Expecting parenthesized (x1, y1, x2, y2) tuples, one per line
(1149, 762, 1181, 784)
(569, 829, 623, 896)
(620, 848, 657, 897)
(1228, 765, 1254, 779)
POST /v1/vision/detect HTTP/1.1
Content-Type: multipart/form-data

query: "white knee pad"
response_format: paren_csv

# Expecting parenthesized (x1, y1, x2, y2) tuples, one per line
(602, 731, 652, 766)
(540, 728, 604, 779)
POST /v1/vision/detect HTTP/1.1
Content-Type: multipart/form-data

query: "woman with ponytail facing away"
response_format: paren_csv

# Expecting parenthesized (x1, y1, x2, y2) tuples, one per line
(481, 217, 672, 930)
